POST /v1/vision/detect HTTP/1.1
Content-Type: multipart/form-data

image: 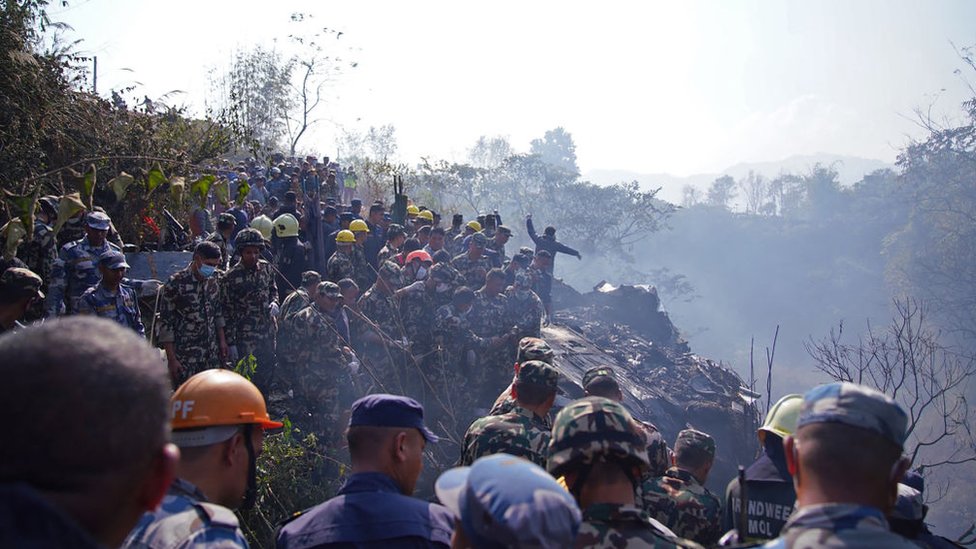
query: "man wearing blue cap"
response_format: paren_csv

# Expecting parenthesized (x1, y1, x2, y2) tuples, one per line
(276, 394, 454, 549)
(78, 250, 144, 336)
(762, 382, 917, 548)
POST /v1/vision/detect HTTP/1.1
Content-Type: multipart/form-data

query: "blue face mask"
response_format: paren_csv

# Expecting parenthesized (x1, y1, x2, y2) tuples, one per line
(199, 264, 217, 278)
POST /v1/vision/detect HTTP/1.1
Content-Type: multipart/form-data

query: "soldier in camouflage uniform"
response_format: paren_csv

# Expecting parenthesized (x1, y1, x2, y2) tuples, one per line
(357, 261, 408, 392)
(641, 429, 722, 546)
(279, 270, 320, 321)
(0, 267, 44, 335)
(220, 228, 278, 391)
(452, 231, 492, 289)
(272, 213, 308, 301)
(505, 268, 544, 342)
(471, 268, 517, 399)
(376, 224, 405, 266)
(278, 281, 354, 447)
(460, 360, 558, 468)
(158, 241, 228, 386)
(547, 397, 701, 549)
(327, 229, 357, 283)
(16, 195, 58, 321)
(206, 212, 236, 270)
(349, 219, 375, 291)
(488, 337, 555, 419)
(760, 382, 917, 549)
(78, 251, 144, 336)
(123, 370, 282, 549)
(582, 366, 672, 478)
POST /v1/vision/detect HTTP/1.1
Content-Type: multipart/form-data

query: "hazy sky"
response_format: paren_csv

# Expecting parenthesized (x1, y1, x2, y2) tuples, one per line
(55, 0, 976, 176)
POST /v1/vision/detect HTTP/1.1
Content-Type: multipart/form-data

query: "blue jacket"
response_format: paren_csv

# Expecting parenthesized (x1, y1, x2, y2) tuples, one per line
(0, 483, 103, 548)
(276, 472, 453, 549)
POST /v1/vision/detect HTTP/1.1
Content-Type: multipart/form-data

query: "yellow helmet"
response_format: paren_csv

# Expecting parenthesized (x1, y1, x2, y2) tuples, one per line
(336, 229, 356, 244)
(249, 215, 273, 240)
(273, 213, 300, 238)
(758, 394, 803, 443)
(349, 219, 370, 233)
(406, 205, 420, 216)
(417, 210, 434, 222)
(466, 220, 482, 232)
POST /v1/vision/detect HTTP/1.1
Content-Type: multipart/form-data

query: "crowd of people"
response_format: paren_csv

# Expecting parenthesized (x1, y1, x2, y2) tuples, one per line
(0, 155, 961, 548)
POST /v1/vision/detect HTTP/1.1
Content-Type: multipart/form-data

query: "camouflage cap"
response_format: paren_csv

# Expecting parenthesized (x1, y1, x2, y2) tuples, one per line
(798, 382, 908, 448)
(85, 211, 111, 230)
(435, 454, 581, 549)
(581, 366, 617, 390)
(378, 260, 402, 282)
(234, 227, 265, 248)
(218, 212, 237, 225)
(470, 232, 488, 248)
(891, 483, 924, 522)
(316, 281, 341, 299)
(516, 337, 554, 364)
(674, 428, 715, 457)
(547, 396, 649, 477)
(430, 262, 458, 283)
(517, 360, 559, 390)
(513, 269, 532, 287)
(0, 267, 44, 299)
(97, 250, 129, 270)
(301, 271, 322, 285)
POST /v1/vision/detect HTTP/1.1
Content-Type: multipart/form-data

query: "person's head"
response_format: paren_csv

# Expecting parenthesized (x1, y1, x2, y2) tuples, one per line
(511, 269, 534, 296)
(217, 212, 236, 235)
(97, 250, 130, 288)
(85, 211, 111, 246)
(416, 209, 434, 227)
(888, 483, 926, 539)
(337, 278, 360, 306)
(386, 224, 406, 247)
(401, 238, 422, 256)
(512, 360, 559, 413)
(436, 454, 581, 549)
(430, 263, 458, 295)
(468, 232, 487, 258)
(516, 337, 554, 365)
(273, 213, 300, 239)
(484, 268, 506, 295)
(543, 226, 556, 239)
(346, 394, 438, 495)
(547, 397, 649, 504)
(785, 382, 909, 513)
(432, 249, 453, 265)
(192, 241, 222, 279)
(405, 250, 433, 282)
(464, 220, 481, 236)
(376, 261, 403, 294)
(37, 195, 59, 223)
(266, 196, 279, 211)
(0, 317, 177, 547)
(416, 225, 431, 245)
(368, 203, 385, 224)
(452, 287, 476, 315)
(349, 219, 369, 245)
(234, 228, 266, 269)
(350, 198, 363, 215)
(301, 270, 322, 292)
(336, 229, 356, 251)
(582, 366, 623, 402)
(313, 281, 343, 313)
(428, 226, 446, 251)
(758, 394, 803, 455)
(672, 429, 715, 484)
(533, 250, 552, 270)
(406, 204, 420, 219)
(284, 191, 297, 205)
(339, 211, 354, 229)
(495, 225, 512, 244)
(0, 267, 44, 320)
(452, 213, 463, 229)
(170, 370, 282, 510)
(323, 206, 337, 223)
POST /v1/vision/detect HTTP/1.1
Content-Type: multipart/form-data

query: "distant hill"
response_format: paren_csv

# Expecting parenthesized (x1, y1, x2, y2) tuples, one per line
(585, 153, 893, 205)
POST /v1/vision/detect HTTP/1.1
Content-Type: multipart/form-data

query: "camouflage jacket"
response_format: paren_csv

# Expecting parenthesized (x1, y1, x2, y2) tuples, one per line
(460, 405, 551, 468)
(280, 287, 312, 321)
(640, 467, 722, 546)
(451, 253, 492, 289)
(220, 259, 277, 348)
(471, 289, 513, 338)
(351, 245, 375, 290)
(399, 288, 437, 351)
(376, 244, 398, 266)
(576, 503, 700, 549)
(505, 287, 544, 340)
(761, 504, 919, 549)
(121, 477, 248, 548)
(157, 267, 225, 371)
(639, 421, 672, 478)
(486, 239, 507, 264)
(16, 220, 57, 291)
(78, 282, 145, 336)
(205, 231, 231, 270)
(359, 287, 404, 345)
(279, 303, 346, 371)
(433, 303, 488, 359)
(327, 250, 355, 283)
(48, 237, 121, 314)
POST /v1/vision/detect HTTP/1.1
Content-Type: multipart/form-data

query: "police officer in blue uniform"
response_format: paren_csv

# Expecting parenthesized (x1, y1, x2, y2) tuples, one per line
(78, 250, 145, 336)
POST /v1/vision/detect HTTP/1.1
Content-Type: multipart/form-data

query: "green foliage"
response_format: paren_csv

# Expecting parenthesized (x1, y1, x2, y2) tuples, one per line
(146, 163, 167, 194)
(234, 354, 258, 380)
(191, 174, 217, 208)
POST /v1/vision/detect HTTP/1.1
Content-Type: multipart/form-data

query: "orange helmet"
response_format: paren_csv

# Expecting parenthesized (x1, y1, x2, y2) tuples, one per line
(171, 370, 283, 433)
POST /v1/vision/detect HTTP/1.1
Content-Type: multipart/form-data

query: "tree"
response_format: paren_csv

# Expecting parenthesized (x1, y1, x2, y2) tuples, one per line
(706, 175, 737, 209)
(739, 170, 769, 215)
(806, 299, 976, 493)
(468, 135, 513, 169)
(530, 127, 579, 176)
(681, 184, 702, 208)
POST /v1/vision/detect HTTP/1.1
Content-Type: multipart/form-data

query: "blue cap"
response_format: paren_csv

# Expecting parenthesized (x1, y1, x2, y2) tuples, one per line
(323, 206, 337, 216)
(435, 454, 581, 549)
(798, 382, 908, 448)
(339, 212, 355, 222)
(86, 211, 111, 231)
(349, 394, 438, 443)
(98, 250, 129, 270)
(351, 198, 362, 206)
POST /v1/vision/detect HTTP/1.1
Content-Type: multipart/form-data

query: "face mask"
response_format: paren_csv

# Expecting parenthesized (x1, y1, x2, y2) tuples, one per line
(436, 282, 450, 293)
(199, 264, 217, 278)
(415, 266, 428, 280)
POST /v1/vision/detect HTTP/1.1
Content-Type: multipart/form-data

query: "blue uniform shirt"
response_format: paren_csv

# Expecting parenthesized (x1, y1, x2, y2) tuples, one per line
(79, 281, 145, 336)
(0, 483, 102, 549)
(276, 472, 453, 549)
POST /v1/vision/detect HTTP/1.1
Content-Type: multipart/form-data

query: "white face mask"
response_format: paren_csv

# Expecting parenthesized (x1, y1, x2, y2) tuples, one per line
(415, 266, 428, 280)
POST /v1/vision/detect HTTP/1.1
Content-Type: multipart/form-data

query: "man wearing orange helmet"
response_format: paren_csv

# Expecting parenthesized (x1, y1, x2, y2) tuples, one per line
(123, 370, 283, 548)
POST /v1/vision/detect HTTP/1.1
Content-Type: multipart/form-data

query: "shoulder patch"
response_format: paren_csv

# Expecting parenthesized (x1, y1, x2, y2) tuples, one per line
(195, 501, 240, 529)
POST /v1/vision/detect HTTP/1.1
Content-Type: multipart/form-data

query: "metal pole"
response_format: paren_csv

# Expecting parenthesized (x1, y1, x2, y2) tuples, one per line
(93, 56, 97, 94)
